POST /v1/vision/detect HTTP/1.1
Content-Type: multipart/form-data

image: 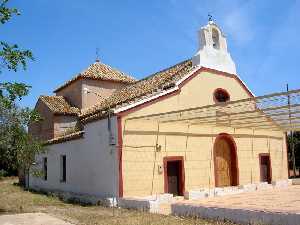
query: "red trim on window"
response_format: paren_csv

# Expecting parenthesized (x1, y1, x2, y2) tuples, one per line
(213, 88, 231, 103)
(163, 156, 185, 196)
(117, 116, 123, 197)
(201, 67, 254, 98)
(179, 67, 254, 98)
(259, 153, 272, 184)
(213, 133, 239, 187)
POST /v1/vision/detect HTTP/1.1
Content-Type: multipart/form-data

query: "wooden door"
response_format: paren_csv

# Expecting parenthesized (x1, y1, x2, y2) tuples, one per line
(167, 161, 180, 196)
(164, 157, 184, 196)
(215, 138, 232, 187)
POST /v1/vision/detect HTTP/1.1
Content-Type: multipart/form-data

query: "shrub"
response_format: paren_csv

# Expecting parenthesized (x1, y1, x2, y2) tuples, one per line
(0, 169, 8, 179)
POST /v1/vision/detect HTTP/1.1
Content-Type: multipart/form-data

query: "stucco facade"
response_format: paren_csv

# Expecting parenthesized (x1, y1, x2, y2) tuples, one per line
(29, 99, 79, 141)
(53, 115, 79, 138)
(55, 78, 128, 110)
(55, 79, 83, 109)
(29, 20, 288, 202)
(30, 69, 288, 199)
(82, 79, 127, 109)
(120, 70, 288, 197)
(30, 117, 119, 198)
(29, 100, 55, 141)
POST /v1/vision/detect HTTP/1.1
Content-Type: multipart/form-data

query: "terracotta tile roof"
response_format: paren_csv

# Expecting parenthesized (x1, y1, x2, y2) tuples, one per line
(54, 61, 137, 92)
(39, 96, 80, 115)
(45, 131, 84, 145)
(80, 59, 193, 123)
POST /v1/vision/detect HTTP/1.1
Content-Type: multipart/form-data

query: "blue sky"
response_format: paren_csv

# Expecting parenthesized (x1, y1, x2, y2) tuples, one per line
(2, 0, 300, 108)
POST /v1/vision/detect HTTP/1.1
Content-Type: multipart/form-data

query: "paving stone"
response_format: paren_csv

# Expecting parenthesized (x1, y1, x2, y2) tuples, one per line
(171, 186, 300, 225)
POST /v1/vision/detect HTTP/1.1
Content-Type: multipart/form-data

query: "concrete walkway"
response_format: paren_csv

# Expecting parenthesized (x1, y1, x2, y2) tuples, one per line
(182, 185, 300, 213)
(0, 213, 73, 225)
(172, 185, 300, 225)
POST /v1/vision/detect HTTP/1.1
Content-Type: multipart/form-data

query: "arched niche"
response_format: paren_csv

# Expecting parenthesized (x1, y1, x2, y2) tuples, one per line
(212, 28, 220, 49)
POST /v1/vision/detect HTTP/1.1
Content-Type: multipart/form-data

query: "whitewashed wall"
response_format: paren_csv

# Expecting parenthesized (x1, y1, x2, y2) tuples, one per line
(29, 116, 119, 198)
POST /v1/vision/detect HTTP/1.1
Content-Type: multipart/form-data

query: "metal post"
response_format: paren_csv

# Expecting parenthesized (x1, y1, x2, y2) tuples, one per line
(291, 132, 297, 178)
(251, 129, 254, 183)
(287, 84, 297, 178)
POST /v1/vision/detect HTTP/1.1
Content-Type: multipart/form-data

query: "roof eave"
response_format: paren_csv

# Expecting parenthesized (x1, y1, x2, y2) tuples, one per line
(53, 76, 136, 93)
(44, 131, 84, 145)
(80, 65, 255, 123)
(113, 66, 200, 115)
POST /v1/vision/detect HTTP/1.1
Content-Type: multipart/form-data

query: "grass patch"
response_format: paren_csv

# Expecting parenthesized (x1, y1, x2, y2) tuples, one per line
(0, 178, 237, 225)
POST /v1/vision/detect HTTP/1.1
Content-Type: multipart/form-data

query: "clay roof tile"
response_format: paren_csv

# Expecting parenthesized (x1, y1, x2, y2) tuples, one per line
(39, 95, 80, 115)
(80, 59, 193, 123)
(54, 62, 136, 92)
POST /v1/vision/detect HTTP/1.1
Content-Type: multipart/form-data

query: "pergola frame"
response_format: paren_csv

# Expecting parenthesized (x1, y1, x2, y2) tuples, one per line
(125, 88, 299, 178)
(126, 89, 300, 132)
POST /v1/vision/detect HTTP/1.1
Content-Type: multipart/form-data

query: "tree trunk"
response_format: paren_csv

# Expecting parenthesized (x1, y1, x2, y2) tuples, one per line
(18, 167, 25, 187)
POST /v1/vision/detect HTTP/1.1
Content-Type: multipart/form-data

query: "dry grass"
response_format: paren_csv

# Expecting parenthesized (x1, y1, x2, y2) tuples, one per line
(0, 178, 237, 225)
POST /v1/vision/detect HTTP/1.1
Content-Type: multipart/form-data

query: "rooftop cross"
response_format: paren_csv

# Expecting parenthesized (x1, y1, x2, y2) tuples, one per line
(208, 13, 213, 22)
(95, 48, 100, 62)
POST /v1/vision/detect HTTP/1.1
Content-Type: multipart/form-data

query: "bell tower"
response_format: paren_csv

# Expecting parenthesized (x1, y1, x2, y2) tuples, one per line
(192, 19, 237, 74)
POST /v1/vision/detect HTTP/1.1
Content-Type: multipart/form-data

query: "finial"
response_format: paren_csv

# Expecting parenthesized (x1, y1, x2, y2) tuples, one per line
(208, 13, 213, 22)
(95, 48, 100, 62)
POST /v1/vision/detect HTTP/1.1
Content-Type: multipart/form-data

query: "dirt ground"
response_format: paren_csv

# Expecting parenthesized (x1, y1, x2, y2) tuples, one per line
(0, 178, 236, 225)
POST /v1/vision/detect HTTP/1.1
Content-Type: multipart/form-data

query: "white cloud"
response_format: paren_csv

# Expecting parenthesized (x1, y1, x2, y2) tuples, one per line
(178, 0, 256, 46)
(223, 9, 254, 45)
(254, 0, 300, 79)
(221, 1, 256, 46)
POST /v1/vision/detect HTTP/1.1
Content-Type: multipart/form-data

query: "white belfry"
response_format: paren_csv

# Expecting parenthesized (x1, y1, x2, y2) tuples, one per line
(192, 20, 237, 75)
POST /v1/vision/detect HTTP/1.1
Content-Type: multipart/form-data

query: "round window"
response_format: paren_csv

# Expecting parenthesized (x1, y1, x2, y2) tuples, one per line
(214, 88, 230, 103)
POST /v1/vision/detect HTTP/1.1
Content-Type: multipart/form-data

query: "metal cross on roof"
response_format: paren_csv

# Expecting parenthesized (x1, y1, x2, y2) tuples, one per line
(208, 14, 213, 22)
(96, 48, 100, 62)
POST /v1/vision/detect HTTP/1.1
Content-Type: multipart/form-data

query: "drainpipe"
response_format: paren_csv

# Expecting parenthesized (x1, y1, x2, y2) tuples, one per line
(83, 88, 117, 210)
(107, 108, 117, 215)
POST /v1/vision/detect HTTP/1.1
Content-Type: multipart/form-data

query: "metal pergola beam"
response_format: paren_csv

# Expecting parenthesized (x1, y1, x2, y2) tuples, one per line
(126, 88, 300, 132)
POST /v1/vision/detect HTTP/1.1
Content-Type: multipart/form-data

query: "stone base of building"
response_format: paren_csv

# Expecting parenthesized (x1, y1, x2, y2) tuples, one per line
(30, 179, 292, 212)
(118, 194, 174, 213)
(29, 186, 117, 207)
(184, 179, 291, 200)
(119, 179, 292, 213)
(291, 178, 300, 185)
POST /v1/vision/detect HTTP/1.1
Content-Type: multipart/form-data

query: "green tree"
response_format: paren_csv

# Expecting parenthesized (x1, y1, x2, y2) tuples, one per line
(0, 102, 43, 184)
(0, 0, 34, 107)
(287, 132, 300, 177)
(0, 0, 44, 186)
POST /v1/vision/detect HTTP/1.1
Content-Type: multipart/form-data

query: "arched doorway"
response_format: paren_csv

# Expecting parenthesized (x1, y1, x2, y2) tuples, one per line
(214, 133, 239, 187)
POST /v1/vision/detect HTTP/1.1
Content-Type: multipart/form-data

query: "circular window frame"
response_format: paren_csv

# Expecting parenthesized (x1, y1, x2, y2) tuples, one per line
(213, 88, 230, 103)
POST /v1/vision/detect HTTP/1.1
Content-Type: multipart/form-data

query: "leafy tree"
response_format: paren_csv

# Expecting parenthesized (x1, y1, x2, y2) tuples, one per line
(0, 0, 44, 186)
(287, 132, 300, 177)
(0, 0, 19, 24)
(0, 102, 43, 184)
(0, 0, 34, 107)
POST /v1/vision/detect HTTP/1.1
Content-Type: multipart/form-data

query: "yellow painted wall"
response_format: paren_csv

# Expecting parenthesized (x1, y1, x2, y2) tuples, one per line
(121, 71, 288, 197)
